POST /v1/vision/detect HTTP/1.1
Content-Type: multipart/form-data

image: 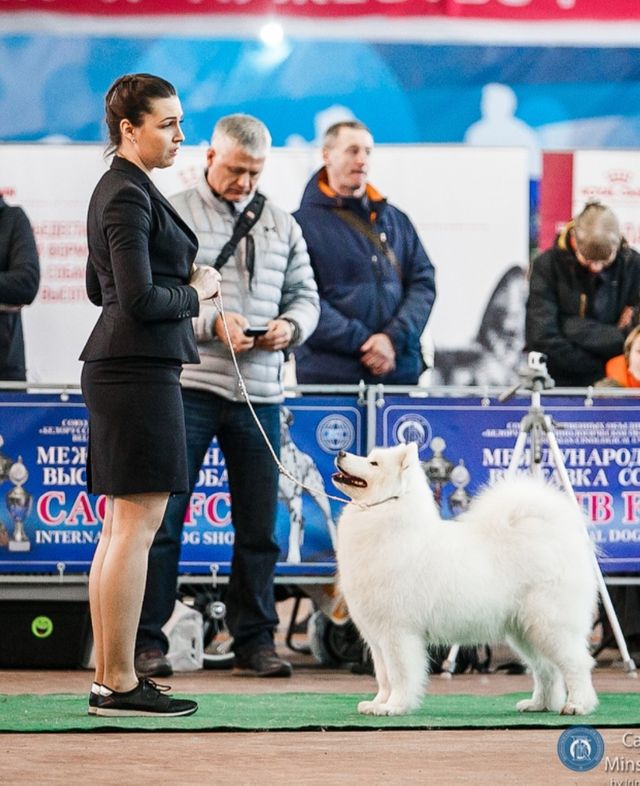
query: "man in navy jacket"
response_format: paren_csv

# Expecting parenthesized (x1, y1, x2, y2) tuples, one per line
(293, 120, 436, 384)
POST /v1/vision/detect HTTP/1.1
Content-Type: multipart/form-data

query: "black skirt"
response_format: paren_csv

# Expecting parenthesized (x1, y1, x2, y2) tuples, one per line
(81, 357, 189, 496)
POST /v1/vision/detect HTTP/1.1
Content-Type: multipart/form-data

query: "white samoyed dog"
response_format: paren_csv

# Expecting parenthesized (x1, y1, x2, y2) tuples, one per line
(332, 442, 599, 717)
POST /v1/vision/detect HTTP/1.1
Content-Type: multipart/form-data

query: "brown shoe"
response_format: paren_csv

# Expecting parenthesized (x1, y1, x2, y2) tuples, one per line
(233, 646, 292, 678)
(134, 649, 173, 678)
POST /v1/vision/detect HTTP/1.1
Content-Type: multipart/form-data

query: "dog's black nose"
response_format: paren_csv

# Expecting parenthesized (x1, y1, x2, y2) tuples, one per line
(337, 450, 346, 458)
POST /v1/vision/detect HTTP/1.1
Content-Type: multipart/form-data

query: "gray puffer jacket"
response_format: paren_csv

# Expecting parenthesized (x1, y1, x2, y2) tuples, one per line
(170, 172, 319, 402)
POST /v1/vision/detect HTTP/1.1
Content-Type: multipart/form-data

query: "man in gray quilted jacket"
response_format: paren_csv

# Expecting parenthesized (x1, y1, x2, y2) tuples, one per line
(135, 115, 319, 678)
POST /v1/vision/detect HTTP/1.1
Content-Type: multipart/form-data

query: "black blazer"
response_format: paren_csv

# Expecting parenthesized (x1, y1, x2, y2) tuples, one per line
(80, 156, 200, 364)
(0, 197, 40, 380)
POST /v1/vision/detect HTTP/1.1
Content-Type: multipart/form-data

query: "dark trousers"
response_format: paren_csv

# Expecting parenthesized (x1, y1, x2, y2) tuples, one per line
(136, 388, 281, 656)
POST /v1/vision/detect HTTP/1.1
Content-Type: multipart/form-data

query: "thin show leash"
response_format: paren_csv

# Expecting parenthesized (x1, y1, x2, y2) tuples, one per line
(212, 294, 352, 518)
(211, 294, 399, 516)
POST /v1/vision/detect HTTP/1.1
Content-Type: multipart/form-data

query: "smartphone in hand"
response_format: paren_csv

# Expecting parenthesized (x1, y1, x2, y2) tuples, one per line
(243, 326, 269, 337)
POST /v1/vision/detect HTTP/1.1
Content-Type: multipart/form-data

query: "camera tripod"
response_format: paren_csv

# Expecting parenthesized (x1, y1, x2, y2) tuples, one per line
(442, 354, 637, 678)
(502, 353, 637, 676)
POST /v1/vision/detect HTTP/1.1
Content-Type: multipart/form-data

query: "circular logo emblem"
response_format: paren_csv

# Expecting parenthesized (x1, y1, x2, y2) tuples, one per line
(392, 414, 432, 451)
(316, 415, 355, 453)
(557, 726, 604, 772)
(31, 615, 54, 639)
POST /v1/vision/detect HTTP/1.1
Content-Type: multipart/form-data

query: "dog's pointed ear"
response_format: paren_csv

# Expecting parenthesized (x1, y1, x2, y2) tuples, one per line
(401, 441, 419, 469)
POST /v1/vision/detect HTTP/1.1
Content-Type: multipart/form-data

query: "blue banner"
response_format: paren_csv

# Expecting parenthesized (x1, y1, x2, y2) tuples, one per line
(2, 391, 639, 575)
(1, 35, 640, 153)
(178, 397, 363, 577)
(0, 393, 363, 576)
(377, 394, 640, 574)
(0, 393, 95, 573)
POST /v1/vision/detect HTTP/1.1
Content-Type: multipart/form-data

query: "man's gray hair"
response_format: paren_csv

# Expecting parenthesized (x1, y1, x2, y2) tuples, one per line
(210, 114, 272, 157)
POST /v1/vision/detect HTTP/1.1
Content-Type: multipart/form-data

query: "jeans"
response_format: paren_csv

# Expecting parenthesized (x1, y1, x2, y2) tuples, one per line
(136, 388, 281, 656)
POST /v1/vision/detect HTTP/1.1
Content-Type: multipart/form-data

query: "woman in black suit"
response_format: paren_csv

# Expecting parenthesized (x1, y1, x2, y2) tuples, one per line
(80, 74, 220, 717)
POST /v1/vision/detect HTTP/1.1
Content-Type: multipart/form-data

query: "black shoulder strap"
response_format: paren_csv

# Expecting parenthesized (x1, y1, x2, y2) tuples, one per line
(332, 207, 402, 281)
(214, 192, 266, 271)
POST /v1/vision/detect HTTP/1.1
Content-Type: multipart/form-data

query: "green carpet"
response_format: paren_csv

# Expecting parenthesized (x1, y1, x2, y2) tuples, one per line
(0, 692, 637, 732)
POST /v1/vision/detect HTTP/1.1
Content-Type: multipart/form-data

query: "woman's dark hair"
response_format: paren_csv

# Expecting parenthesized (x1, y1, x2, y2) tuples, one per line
(104, 73, 176, 155)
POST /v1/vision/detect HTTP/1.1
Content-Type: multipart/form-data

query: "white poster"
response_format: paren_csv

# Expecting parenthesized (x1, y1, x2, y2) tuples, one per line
(0, 143, 529, 385)
(572, 150, 640, 251)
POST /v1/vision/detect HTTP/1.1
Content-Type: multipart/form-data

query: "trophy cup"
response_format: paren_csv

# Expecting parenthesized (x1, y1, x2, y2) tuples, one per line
(7, 456, 32, 552)
(0, 521, 8, 548)
(0, 434, 15, 547)
(448, 460, 472, 516)
(0, 434, 13, 483)
(421, 436, 454, 510)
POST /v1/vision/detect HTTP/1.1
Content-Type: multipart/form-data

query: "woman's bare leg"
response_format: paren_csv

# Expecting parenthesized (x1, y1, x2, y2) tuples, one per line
(98, 491, 169, 692)
(88, 496, 113, 686)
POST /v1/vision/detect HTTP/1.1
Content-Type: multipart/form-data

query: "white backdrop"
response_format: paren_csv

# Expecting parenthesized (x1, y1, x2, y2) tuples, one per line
(572, 150, 640, 250)
(0, 143, 529, 384)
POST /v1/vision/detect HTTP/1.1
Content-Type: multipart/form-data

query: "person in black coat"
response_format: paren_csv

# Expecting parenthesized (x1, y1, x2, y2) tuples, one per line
(526, 201, 640, 387)
(80, 73, 220, 718)
(0, 197, 40, 380)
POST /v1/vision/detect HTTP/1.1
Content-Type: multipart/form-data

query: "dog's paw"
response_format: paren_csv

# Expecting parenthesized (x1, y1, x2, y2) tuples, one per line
(357, 699, 408, 717)
(560, 702, 586, 716)
(357, 700, 380, 715)
(516, 698, 546, 713)
(367, 702, 410, 717)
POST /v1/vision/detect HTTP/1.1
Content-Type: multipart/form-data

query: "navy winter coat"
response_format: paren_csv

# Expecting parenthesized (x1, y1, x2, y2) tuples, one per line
(293, 168, 436, 384)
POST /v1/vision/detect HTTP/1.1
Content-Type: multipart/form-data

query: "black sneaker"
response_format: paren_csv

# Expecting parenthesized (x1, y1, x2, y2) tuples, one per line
(233, 646, 293, 678)
(88, 682, 101, 716)
(95, 679, 198, 717)
(134, 649, 173, 678)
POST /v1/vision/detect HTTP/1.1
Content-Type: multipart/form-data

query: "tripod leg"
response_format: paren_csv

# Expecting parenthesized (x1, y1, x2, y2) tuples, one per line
(546, 428, 637, 676)
(507, 431, 529, 477)
(530, 423, 544, 479)
(440, 644, 460, 679)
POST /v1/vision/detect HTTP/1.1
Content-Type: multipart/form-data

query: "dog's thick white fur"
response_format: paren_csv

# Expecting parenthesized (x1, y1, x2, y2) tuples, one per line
(333, 442, 599, 717)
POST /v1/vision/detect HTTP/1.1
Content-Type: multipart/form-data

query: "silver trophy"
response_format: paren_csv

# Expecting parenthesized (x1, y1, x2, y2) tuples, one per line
(421, 436, 454, 509)
(0, 434, 15, 546)
(448, 460, 472, 516)
(0, 434, 12, 482)
(7, 456, 32, 552)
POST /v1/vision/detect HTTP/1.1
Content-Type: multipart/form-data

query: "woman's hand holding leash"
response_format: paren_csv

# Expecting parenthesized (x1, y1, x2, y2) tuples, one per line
(189, 264, 221, 301)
